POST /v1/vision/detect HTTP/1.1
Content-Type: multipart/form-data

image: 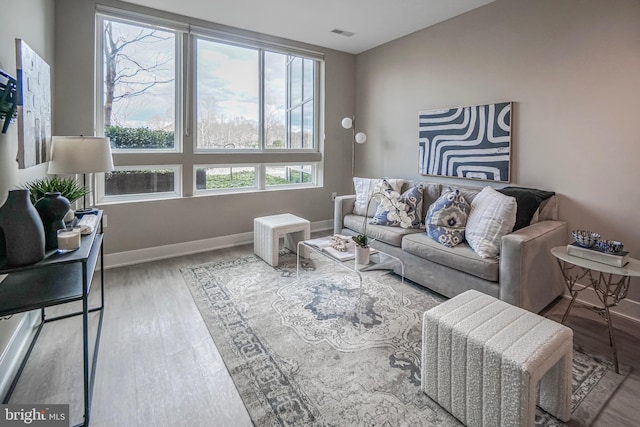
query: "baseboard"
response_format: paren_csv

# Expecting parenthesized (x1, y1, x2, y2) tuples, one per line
(105, 219, 333, 269)
(565, 283, 640, 324)
(0, 311, 39, 400)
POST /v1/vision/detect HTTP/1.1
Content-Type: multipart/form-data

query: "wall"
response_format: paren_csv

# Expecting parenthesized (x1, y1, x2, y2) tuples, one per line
(54, 0, 356, 256)
(0, 0, 55, 398)
(355, 0, 640, 318)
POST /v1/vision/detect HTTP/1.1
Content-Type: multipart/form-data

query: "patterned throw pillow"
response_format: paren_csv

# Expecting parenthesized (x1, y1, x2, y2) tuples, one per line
(465, 186, 517, 258)
(370, 181, 424, 229)
(425, 188, 471, 247)
(352, 177, 404, 217)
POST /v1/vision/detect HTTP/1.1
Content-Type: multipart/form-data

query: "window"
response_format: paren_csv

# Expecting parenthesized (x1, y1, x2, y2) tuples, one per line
(96, 9, 322, 203)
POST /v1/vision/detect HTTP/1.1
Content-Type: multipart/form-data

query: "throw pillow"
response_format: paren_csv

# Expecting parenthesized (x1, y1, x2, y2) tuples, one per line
(425, 188, 471, 247)
(466, 186, 517, 258)
(497, 187, 555, 231)
(352, 177, 404, 217)
(370, 183, 424, 228)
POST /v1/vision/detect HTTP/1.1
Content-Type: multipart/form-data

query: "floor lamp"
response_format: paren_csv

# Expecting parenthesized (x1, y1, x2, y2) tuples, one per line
(341, 117, 367, 181)
(48, 136, 114, 216)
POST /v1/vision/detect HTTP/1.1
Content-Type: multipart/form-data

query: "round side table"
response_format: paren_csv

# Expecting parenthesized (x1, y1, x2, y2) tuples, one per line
(551, 246, 640, 374)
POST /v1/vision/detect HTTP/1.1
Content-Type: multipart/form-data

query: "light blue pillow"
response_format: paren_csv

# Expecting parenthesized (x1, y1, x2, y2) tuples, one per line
(370, 183, 424, 229)
(426, 188, 470, 247)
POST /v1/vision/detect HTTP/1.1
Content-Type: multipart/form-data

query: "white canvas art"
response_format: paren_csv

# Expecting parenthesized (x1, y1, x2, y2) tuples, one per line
(16, 39, 51, 169)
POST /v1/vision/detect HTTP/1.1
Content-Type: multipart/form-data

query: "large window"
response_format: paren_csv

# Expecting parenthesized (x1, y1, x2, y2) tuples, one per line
(95, 10, 322, 202)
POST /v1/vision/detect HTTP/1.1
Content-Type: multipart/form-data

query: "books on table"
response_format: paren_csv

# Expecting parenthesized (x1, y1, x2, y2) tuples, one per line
(566, 242, 629, 267)
(304, 236, 377, 262)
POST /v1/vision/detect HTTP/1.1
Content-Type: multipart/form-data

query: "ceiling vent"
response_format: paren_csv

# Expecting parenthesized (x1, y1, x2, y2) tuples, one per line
(330, 28, 355, 37)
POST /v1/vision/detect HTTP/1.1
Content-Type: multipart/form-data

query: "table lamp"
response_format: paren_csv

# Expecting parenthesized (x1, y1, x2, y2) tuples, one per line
(48, 136, 114, 215)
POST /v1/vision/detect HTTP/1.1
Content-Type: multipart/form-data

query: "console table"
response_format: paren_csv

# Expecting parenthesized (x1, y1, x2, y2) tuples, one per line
(0, 211, 104, 427)
(551, 246, 640, 374)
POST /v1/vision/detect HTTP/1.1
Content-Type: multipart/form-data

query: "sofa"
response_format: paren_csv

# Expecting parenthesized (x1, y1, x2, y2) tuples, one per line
(334, 179, 568, 313)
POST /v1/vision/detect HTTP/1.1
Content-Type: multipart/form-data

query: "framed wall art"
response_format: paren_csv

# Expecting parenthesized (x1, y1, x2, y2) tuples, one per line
(418, 101, 511, 183)
(16, 39, 51, 169)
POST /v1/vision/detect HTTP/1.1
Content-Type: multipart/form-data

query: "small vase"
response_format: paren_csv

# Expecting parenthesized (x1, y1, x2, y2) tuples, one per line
(35, 192, 71, 250)
(0, 189, 46, 266)
(355, 246, 370, 267)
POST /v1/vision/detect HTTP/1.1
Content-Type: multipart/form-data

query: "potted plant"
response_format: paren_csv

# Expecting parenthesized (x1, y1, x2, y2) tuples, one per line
(21, 177, 89, 221)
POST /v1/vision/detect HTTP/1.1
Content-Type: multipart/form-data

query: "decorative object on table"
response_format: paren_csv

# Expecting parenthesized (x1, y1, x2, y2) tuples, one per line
(354, 245, 370, 266)
(0, 189, 45, 266)
(341, 117, 367, 181)
(425, 187, 470, 247)
(0, 69, 18, 134)
(22, 176, 89, 222)
(418, 101, 511, 182)
(16, 39, 52, 169)
(370, 181, 424, 229)
(571, 229, 600, 248)
(34, 192, 71, 250)
(48, 135, 114, 215)
(566, 242, 629, 268)
(352, 177, 404, 217)
(597, 239, 624, 254)
(56, 227, 81, 253)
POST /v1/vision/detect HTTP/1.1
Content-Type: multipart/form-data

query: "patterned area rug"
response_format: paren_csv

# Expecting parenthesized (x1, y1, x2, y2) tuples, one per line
(181, 251, 628, 426)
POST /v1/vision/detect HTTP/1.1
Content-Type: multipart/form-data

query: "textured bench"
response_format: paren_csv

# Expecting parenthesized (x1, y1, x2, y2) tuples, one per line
(254, 213, 310, 267)
(422, 290, 572, 427)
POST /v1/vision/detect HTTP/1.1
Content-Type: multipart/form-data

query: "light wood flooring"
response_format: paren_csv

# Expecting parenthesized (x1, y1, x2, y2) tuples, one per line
(7, 243, 640, 426)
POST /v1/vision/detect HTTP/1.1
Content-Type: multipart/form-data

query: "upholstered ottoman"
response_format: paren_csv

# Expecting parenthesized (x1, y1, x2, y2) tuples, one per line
(422, 290, 572, 427)
(254, 213, 310, 266)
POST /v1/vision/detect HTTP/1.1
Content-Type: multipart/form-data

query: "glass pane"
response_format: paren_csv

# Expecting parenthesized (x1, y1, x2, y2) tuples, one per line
(264, 52, 286, 149)
(303, 58, 314, 101)
(196, 39, 259, 149)
(265, 165, 313, 186)
(289, 57, 302, 106)
(289, 106, 302, 149)
(195, 166, 256, 190)
(302, 102, 313, 149)
(105, 169, 175, 196)
(102, 19, 176, 150)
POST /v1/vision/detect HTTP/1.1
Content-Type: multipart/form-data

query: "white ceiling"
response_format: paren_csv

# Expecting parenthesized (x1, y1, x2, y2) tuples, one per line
(121, 0, 495, 54)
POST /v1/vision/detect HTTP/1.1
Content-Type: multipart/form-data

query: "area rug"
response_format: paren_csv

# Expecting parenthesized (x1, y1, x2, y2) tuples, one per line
(180, 251, 629, 426)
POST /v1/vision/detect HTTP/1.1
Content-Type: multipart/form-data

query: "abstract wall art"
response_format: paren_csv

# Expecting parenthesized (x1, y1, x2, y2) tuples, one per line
(16, 39, 51, 169)
(418, 102, 511, 182)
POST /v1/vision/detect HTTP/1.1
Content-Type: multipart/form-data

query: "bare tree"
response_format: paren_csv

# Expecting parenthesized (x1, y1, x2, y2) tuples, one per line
(103, 21, 174, 127)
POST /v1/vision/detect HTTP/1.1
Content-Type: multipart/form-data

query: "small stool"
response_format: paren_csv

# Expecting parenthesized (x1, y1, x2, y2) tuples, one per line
(254, 214, 310, 267)
(422, 290, 573, 427)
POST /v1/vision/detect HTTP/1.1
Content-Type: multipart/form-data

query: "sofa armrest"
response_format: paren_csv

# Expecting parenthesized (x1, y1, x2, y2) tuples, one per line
(499, 220, 568, 312)
(334, 195, 356, 235)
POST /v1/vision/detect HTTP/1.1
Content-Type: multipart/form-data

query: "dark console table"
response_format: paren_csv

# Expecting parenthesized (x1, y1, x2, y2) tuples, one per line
(0, 211, 104, 427)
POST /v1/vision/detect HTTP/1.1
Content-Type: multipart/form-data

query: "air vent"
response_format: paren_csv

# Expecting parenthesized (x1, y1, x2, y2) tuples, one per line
(330, 28, 355, 37)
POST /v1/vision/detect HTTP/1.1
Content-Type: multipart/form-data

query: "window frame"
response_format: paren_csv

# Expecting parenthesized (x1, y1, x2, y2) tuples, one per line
(96, 165, 183, 204)
(193, 164, 259, 194)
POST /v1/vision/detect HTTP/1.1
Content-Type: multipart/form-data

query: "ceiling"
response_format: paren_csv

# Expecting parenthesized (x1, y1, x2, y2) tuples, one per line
(121, 0, 495, 54)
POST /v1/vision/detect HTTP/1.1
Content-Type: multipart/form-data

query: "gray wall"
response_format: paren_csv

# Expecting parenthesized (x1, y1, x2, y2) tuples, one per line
(54, 0, 356, 254)
(0, 0, 54, 397)
(355, 0, 640, 308)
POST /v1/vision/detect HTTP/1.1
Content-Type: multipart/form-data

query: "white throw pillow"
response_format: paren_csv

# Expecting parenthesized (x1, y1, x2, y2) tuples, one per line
(465, 186, 517, 259)
(352, 177, 404, 217)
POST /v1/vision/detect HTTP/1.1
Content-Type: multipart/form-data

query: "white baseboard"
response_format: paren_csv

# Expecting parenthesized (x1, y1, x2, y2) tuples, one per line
(564, 283, 640, 324)
(105, 219, 333, 269)
(0, 311, 39, 400)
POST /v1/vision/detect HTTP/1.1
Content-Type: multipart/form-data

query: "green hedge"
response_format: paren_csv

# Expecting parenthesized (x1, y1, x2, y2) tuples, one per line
(105, 126, 174, 149)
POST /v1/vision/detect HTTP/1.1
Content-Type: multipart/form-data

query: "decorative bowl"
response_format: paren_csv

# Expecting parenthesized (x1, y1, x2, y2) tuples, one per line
(597, 240, 624, 254)
(572, 230, 600, 248)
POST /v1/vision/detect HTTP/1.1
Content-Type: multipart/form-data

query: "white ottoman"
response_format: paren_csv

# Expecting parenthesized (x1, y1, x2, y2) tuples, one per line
(254, 214, 310, 267)
(422, 290, 572, 427)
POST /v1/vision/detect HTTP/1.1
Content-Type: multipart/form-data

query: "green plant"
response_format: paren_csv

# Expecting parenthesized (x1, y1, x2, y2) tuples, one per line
(22, 177, 90, 205)
(105, 125, 174, 149)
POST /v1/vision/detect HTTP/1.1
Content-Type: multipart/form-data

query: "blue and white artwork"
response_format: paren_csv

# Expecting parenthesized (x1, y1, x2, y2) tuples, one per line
(419, 102, 511, 182)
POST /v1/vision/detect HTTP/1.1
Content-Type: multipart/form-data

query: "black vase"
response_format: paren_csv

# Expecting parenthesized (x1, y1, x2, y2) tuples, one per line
(0, 189, 46, 266)
(35, 192, 71, 250)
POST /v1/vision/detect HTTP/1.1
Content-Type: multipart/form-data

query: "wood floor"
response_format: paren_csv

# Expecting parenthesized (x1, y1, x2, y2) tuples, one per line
(7, 243, 640, 426)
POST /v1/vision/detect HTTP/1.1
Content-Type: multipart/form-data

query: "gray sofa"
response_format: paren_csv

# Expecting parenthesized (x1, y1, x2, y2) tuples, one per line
(334, 181, 568, 313)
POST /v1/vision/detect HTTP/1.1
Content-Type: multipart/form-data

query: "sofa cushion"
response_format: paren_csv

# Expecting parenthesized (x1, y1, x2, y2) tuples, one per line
(425, 188, 471, 247)
(497, 187, 555, 231)
(402, 233, 499, 281)
(353, 177, 404, 217)
(371, 182, 424, 228)
(344, 214, 422, 247)
(466, 186, 517, 259)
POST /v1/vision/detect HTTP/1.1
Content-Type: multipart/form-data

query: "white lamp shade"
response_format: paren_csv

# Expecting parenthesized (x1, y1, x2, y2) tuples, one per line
(355, 132, 367, 144)
(48, 136, 114, 174)
(341, 117, 353, 129)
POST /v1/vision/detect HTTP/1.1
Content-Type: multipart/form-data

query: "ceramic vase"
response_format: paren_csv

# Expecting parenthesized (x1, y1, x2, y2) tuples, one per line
(0, 189, 46, 266)
(35, 192, 71, 250)
(355, 246, 370, 267)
